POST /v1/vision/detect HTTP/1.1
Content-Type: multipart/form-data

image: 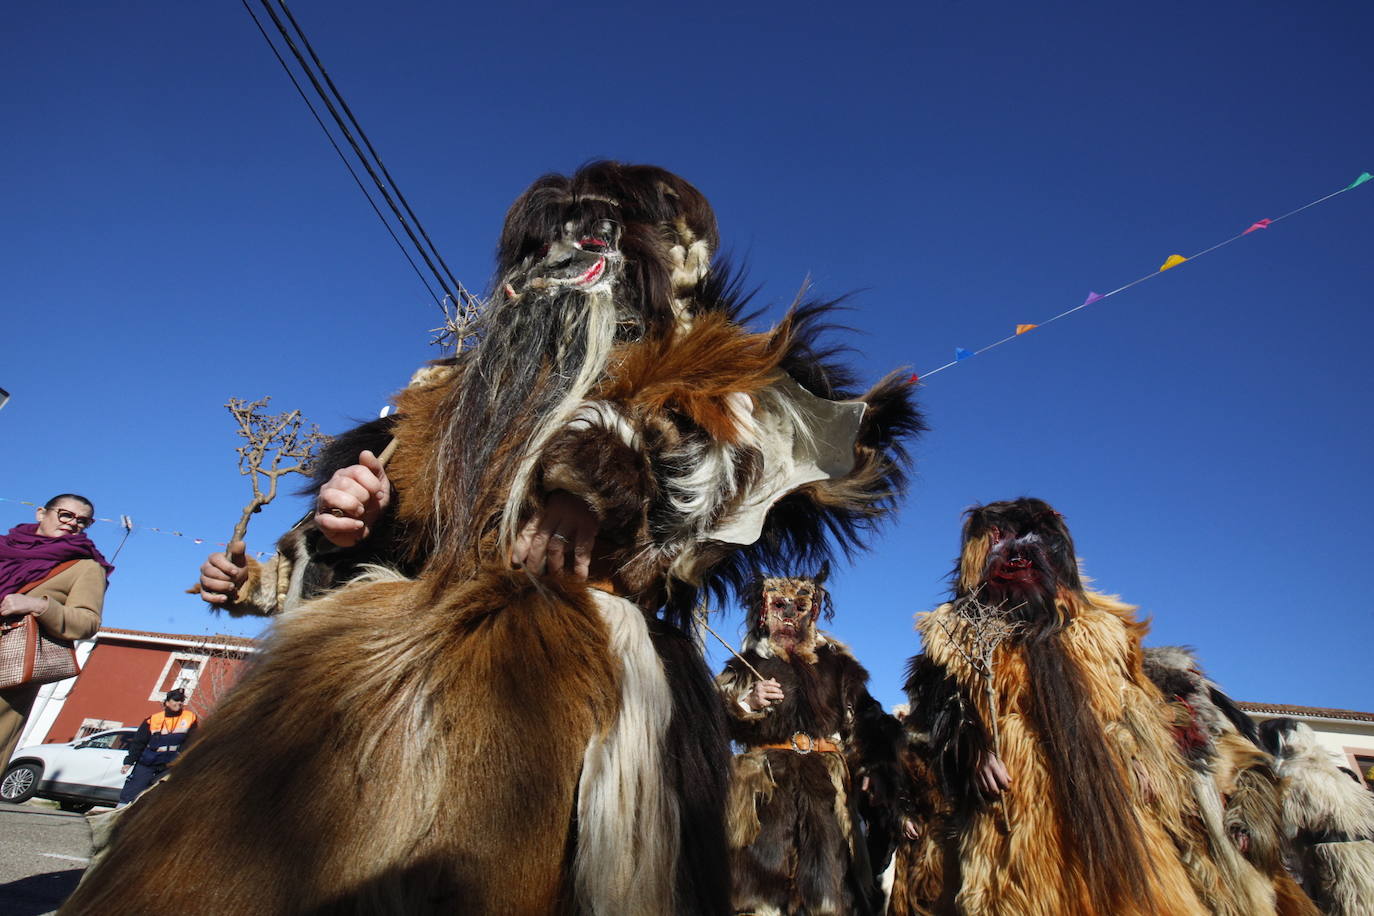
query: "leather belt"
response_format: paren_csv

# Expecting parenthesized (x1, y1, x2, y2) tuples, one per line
(752, 733, 841, 754)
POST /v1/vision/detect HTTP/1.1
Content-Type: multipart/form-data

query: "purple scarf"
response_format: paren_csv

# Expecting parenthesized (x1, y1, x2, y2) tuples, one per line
(0, 523, 115, 600)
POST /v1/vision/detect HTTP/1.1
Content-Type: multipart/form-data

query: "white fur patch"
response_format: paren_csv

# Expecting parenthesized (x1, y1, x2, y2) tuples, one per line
(575, 591, 679, 913)
(566, 401, 639, 450)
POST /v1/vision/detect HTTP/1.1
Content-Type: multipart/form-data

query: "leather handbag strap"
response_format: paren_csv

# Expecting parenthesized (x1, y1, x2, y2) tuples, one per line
(16, 559, 81, 595)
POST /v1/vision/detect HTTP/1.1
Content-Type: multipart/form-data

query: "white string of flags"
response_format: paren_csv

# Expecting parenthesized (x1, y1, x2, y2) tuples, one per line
(913, 170, 1371, 383)
(6, 171, 1368, 550)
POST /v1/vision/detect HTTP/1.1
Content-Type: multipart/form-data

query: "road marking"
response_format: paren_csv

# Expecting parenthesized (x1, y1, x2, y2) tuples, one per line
(41, 853, 90, 863)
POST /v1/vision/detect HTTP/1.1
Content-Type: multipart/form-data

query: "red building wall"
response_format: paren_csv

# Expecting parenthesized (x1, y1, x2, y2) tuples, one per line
(43, 636, 251, 743)
(46, 638, 172, 742)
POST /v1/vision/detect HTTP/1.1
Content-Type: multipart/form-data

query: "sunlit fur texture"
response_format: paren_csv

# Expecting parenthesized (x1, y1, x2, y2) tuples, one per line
(71, 163, 919, 914)
(716, 576, 901, 915)
(1144, 646, 1319, 915)
(895, 498, 1256, 915)
(1260, 718, 1374, 916)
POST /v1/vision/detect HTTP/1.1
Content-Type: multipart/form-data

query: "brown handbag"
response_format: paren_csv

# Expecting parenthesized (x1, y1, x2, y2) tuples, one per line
(0, 560, 82, 690)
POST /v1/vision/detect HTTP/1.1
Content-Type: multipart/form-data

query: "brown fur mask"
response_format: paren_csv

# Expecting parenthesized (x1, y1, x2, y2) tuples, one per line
(748, 565, 831, 662)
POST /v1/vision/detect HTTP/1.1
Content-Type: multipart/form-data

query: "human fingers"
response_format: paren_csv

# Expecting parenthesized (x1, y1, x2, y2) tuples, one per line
(205, 553, 246, 583)
(512, 512, 551, 573)
(316, 514, 365, 547)
(903, 818, 921, 841)
(320, 477, 372, 515)
(356, 451, 392, 505)
(989, 754, 1012, 790)
(545, 523, 570, 574)
(571, 512, 595, 579)
(198, 569, 238, 596)
(339, 461, 388, 505)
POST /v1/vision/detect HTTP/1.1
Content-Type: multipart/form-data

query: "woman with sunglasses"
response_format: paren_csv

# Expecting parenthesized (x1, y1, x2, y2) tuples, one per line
(1, 494, 113, 766)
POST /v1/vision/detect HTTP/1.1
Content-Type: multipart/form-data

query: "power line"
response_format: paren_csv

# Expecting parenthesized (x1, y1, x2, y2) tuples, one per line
(248, 0, 477, 318)
(275, 0, 480, 312)
(239, 0, 443, 306)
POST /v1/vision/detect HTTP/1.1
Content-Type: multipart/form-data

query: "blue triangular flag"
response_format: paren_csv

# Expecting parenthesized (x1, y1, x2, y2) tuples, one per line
(955, 347, 974, 361)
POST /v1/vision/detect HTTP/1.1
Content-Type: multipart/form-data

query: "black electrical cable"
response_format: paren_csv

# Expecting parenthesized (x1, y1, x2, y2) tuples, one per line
(276, 0, 479, 311)
(240, 0, 442, 306)
(255, 0, 461, 313)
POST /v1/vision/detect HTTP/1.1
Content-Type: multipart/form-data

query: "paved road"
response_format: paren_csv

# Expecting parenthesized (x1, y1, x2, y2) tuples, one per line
(0, 803, 93, 916)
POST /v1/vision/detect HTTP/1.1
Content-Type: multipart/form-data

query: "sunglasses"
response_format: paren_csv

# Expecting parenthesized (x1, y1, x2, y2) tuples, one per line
(49, 508, 95, 529)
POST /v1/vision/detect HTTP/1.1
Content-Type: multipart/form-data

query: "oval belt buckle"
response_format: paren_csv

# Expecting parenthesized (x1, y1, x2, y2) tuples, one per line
(791, 732, 813, 754)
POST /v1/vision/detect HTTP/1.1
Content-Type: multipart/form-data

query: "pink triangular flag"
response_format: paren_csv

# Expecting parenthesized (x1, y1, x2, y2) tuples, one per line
(1243, 218, 1272, 235)
(1083, 291, 1104, 306)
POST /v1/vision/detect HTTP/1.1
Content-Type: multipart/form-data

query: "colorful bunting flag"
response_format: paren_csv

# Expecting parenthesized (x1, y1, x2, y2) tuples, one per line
(1160, 254, 1188, 272)
(1243, 218, 1272, 234)
(1016, 324, 1037, 335)
(1348, 172, 1371, 190)
(907, 372, 920, 386)
(955, 348, 974, 361)
(1083, 291, 1104, 306)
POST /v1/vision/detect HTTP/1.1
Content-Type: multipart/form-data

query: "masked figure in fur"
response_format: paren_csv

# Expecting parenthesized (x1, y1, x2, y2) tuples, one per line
(67, 163, 920, 915)
(715, 571, 901, 915)
(1144, 647, 1320, 915)
(892, 498, 1275, 916)
(1259, 717, 1374, 916)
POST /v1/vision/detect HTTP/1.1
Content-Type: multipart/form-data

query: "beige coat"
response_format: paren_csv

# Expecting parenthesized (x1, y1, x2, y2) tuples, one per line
(2, 558, 106, 763)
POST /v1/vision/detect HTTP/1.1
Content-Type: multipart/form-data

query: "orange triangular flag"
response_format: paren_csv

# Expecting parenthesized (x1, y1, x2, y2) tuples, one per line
(1160, 254, 1188, 271)
(1015, 324, 1037, 335)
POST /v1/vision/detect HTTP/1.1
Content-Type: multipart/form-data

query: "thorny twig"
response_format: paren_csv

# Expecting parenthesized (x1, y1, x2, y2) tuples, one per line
(225, 397, 330, 546)
(429, 292, 486, 354)
(932, 588, 1026, 826)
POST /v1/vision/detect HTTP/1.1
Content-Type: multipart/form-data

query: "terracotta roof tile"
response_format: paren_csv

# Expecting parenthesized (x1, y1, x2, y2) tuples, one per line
(97, 626, 259, 649)
(1237, 701, 1374, 723)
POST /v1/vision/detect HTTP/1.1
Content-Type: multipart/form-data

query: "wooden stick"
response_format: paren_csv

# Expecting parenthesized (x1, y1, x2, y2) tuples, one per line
(696, 612, 767, 681)
(376, 436, 399, 467)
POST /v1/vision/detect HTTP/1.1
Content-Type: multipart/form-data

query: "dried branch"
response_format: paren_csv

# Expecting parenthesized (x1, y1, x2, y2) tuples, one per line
(225, 397, 330, 545)
(931, 590, 1028, 757)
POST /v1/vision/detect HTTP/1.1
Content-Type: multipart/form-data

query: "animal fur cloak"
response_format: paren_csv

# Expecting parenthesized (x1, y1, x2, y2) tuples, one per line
(892, 498, 1267, 916)
(715, 573, 902, 915)
(64, 163, 920, 915)
(1143, 646, 1320, 916)
(1259, 717, 1374, 916)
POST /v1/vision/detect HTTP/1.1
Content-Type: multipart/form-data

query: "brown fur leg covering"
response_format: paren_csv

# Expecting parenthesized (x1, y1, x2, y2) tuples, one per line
(61, 570, 619, 915)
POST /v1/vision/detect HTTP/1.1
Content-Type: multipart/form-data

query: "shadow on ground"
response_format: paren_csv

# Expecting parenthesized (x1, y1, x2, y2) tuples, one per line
(0, 869, 81, 916)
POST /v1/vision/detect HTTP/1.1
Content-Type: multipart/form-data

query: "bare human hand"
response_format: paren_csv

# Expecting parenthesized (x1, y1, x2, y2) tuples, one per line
(745, 678, 785, 711)
(198, 541, 249, 606)
(510, 490, 598, 578)
(902, 817, 921, 841)
(0, 594, 46, 617)
(976, 750, 1012, 798)
(316, 450, 392, 548)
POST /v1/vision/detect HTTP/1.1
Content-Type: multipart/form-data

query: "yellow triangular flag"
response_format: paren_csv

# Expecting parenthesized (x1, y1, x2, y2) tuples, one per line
(1015, 324, 1037, 335)
(1159, 254, 1188, 271)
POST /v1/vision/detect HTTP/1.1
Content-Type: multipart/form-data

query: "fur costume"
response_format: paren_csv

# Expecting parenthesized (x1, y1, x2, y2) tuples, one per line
(64, 163, 920, 915)
(1143, 647, 1320, 915)
(1259, 718, 1374, 915)
(715, 572, 902, 915)
(893, 498, 1264, 916)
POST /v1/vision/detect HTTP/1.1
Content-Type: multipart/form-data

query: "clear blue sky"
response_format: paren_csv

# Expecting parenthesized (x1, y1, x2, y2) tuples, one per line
(3, 1, 1370, 712)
